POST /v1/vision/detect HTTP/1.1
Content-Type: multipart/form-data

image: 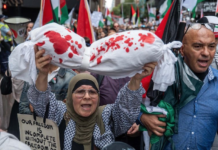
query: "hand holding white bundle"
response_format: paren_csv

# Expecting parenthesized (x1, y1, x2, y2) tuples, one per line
(9, 23, 182, 92)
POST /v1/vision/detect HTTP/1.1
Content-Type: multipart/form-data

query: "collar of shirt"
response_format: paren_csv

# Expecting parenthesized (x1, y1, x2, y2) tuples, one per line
(48, 67, 60, 82)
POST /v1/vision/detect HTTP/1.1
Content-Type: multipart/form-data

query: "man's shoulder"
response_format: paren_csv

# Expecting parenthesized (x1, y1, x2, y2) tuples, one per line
(63, 68, 76, 76)
(210, 67, 218, 78)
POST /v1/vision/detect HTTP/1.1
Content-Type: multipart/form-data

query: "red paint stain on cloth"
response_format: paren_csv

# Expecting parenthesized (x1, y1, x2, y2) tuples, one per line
(90, 54, 96, 61)
(59, 58, 63, 64)
(124, 38, 133, 47)
(66, 28, 71, 33)
(70, 46, 79, 55)
(140, 43, 144, 47)
(134, 47, 139, 50)
(78, 44, 82, 49)
(105, 35, 124, 52)
(65, 35, 72, 41)
(44, 31, 70, 55)
(138, 33, 155, 44)
(97, 56, 103, 64)
(36, 41, 45, 46)
(96, 46, 106, 54)
(68, 53, 73, 58)
(126, 47, 130, 53)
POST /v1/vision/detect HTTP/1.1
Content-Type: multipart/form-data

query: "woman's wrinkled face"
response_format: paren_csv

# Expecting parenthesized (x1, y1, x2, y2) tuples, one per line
(72, 85, 99, 117)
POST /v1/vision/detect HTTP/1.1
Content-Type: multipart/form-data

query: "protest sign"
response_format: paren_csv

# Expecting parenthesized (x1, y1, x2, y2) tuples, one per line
(118, 18, 124, 25)
(18, 114, 60, 150)
(91, 11, 102, 27)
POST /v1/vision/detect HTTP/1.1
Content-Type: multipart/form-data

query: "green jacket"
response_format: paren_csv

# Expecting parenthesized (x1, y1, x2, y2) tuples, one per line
(150, 55, 203, 150)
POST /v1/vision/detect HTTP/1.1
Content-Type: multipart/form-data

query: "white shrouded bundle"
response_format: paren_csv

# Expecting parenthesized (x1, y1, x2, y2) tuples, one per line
(9, 23, 182, 91)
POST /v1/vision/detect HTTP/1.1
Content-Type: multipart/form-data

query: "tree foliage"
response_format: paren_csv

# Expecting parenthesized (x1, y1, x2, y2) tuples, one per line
(112, 0, 150, 19)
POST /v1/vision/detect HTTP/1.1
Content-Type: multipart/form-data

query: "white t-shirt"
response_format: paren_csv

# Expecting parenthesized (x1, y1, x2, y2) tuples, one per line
(48, 67, 60, 82)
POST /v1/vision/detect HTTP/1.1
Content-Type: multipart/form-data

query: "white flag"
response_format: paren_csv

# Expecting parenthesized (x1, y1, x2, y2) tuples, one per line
(32, 12, 41, 30)
(65, 8, 74, 26)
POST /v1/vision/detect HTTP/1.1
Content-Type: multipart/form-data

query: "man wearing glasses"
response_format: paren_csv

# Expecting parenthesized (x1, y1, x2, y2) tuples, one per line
(140, 23, 218, 150)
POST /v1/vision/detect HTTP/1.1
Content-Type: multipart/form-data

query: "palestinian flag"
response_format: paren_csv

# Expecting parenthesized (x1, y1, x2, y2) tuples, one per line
(136, 7, 141, 27)
(105, 8, 113, 26)
(140, 1, 182, 149)
(99, 15, 104, 28)
(60, 0, 69, 24)
(51, 0, 60, 22)
(149, 7, 156, 22)
(155, 0, 180, 43)
(41, 0, 54, 26)
(142, 0, 181, 98)
(191, 0, 205, 18)
(131, 5, 136, 25)
(77, 0, 95, 43)
(159, 0, 172, 19)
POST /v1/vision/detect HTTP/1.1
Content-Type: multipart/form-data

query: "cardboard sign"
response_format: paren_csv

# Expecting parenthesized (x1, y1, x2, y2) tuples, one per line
(18, 114, 60, 150)
(91, 11, 102, 27)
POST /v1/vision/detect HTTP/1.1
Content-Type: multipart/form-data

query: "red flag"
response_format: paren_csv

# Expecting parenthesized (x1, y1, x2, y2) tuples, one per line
(155, 1, 174, 39)
(141, 0, 180, 97)
(77, 0, 95, 43)
(131, 5, 136, 24)
(41, 0, 54, 25)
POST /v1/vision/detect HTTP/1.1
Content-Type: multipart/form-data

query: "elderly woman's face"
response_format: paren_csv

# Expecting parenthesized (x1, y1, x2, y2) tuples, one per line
(72, 85, 99, 117)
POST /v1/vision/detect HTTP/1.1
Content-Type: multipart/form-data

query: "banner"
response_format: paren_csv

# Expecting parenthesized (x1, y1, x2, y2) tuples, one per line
(91, 11, 102, 27)
(118, 18, 124, 25)
(18, 114, 60, 150)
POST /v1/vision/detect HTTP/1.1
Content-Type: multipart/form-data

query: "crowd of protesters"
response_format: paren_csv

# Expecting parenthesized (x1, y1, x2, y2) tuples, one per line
(0, 13, 218, 150)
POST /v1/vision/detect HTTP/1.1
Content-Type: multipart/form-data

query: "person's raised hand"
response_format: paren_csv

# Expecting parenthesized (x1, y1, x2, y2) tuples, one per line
(34, 45, 51, 76)
(132, 62, 157, 81)
(128, 62, 157, 91)
(140, 113, 166, 136)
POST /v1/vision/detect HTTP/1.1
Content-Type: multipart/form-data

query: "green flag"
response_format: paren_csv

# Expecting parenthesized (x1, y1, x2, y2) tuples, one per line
(192, 0, 205, 18)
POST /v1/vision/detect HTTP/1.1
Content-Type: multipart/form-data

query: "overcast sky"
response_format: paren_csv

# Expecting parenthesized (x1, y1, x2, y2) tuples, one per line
(106, 0, 112, 10)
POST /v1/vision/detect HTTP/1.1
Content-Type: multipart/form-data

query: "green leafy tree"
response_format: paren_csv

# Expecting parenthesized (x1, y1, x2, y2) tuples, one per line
(112, 0, 134, 18)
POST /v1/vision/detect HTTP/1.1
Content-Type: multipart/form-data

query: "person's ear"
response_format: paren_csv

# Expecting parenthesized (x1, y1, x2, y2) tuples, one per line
(180, 45, 185, 57)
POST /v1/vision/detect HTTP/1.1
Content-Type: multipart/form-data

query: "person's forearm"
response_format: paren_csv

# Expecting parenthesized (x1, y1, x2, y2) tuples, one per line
(35, 72, 48, 91)
(128, 77, 141, 91)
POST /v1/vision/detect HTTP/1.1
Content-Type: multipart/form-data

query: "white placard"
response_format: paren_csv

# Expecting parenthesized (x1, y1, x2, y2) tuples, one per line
(18, 114, 60, 150)
(91, 11, 102, 27)
(118, 18, 124, 25)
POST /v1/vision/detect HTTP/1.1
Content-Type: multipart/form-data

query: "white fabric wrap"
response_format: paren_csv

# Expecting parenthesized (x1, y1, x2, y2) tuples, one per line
(152, 41, 182, 91)
(9, 23, 182, 92)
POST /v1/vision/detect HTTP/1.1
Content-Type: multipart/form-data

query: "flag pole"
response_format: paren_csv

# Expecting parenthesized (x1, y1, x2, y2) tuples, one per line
(40, 0, 43, 26)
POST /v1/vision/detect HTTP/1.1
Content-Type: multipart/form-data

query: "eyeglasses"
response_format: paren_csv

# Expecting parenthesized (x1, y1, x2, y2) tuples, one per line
(74, 89, 99, 98)
(184, 23, 215, 35)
